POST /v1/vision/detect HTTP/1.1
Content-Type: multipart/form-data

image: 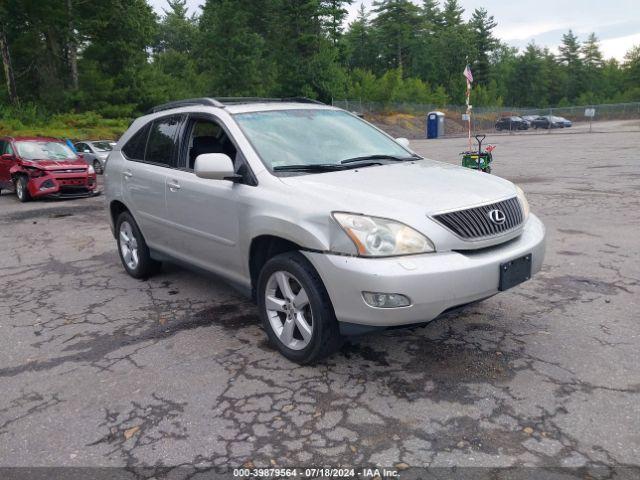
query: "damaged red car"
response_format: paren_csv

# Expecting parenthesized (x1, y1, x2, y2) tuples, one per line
(0, 136, 98, 202)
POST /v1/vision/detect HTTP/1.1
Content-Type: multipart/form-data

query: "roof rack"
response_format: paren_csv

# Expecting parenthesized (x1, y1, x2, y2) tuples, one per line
(148, 96, 324, 114)
(216, 97, 325, 105)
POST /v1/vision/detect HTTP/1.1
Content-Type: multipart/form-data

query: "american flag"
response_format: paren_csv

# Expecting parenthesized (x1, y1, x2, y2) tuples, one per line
(463, 64, 473, 83)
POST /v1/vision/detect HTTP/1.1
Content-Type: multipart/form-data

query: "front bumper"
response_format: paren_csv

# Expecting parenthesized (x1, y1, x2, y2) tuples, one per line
(303, 214, 545, 327)
(27, 172, 98, 199)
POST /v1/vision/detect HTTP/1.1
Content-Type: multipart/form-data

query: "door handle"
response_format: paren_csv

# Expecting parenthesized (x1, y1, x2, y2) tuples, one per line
(122, 171, 133, 179)
(167, 180, 181, 191)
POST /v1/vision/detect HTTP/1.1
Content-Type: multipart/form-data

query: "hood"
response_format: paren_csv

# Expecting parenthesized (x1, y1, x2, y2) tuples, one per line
(279, 159, 517, 216)
(22, 158, 87, 170)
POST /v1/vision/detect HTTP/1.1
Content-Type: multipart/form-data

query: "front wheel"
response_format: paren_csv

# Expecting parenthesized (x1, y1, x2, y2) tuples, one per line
(93, 159, 103, 174)
(15, 175, 31, 202)
(257, 252, 342, 364)
(115, 212, 161, 278)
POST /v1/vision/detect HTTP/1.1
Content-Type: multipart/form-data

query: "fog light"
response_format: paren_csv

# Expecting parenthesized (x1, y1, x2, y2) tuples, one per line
(39, 180, 55, 191)
(362, 291, 411, 308)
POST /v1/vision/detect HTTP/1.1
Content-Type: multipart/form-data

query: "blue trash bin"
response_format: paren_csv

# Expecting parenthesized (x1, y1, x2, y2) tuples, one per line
(427, 111, 445, 139)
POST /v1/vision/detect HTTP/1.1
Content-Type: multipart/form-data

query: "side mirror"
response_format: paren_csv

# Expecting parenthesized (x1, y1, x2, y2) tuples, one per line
(1, 153, 14, 161)
(395, 137, 411, 148)
(195, 153, 238, 181)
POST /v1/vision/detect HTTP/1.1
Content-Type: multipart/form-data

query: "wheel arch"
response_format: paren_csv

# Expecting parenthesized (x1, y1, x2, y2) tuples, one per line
(109, 200, 138, 239)
(248, 235, 312, 300)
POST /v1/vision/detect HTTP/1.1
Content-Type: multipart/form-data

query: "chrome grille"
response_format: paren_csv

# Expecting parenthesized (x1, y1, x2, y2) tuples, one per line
(433, 197, 523, 240)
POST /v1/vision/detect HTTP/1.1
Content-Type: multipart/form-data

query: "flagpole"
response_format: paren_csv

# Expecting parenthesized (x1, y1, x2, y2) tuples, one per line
(463, 64, 473, 152)
(466, 80, 472, 151)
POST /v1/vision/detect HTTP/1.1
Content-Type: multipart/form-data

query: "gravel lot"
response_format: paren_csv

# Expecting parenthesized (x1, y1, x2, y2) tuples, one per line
(0, 128, 639, 476)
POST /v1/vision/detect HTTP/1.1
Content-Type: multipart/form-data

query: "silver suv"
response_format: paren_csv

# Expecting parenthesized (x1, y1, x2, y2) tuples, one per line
(105, 98, 545, 364)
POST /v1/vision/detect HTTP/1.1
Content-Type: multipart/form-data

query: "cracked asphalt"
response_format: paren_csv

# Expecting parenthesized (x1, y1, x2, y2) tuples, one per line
(0, 129, 639, 477)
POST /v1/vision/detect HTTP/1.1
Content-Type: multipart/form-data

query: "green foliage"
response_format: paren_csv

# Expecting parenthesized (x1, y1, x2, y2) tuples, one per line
(0, 104, 129, 139)
(0, 0, 638, 125)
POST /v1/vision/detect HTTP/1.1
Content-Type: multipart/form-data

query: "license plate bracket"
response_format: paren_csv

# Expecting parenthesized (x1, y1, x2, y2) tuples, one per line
(499, 254, 532, 291)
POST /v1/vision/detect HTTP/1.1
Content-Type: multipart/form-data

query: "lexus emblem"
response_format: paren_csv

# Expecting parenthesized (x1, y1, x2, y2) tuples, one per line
(488, 209, 506, 225)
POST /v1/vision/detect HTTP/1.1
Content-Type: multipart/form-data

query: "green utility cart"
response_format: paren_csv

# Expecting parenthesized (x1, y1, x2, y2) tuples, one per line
(460, 134, 495, 173)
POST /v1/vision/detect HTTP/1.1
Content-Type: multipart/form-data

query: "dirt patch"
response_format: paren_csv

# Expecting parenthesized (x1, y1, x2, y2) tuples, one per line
(194, 303, 259, 330)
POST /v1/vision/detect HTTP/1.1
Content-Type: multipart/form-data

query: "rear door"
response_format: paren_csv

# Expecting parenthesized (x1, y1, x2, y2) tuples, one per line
(121, 115, 183, 251)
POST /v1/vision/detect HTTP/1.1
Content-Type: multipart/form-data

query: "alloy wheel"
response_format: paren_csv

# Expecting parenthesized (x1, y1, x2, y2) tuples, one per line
(119, 221, 139, 270)
(264, 271, 313, 350)
(16, 180, 23, 199)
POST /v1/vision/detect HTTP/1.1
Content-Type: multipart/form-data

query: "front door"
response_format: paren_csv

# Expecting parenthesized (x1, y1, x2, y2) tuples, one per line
(163, 116, 244, 284)
(0, 140, 17, 188)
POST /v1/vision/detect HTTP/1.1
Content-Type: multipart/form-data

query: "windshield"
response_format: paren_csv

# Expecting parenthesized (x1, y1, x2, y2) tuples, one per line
(16, 141, 77, 161)
(92, 141, 113, 152)
(234, 109, 411, 170)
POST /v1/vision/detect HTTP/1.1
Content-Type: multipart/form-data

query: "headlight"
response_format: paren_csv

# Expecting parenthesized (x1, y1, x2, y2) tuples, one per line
(515, 185, 530, 221)
(87, 165, 95, 174)
(332, 212, 435, 257)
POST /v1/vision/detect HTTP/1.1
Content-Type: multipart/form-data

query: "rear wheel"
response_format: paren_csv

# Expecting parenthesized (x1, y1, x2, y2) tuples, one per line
(257, 252, 342, 364)
(15, 176, 31, 202)
(116, 212, 160, 278)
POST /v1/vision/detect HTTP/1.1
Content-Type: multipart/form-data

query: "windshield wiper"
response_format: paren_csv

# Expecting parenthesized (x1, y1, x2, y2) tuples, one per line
(273, 164, 347, 172)
(340, 154, 419, 164)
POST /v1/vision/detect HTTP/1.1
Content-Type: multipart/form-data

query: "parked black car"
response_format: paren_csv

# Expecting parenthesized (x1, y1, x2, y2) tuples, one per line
(495, 116, 529, 131)
(531, 115, 564, 129)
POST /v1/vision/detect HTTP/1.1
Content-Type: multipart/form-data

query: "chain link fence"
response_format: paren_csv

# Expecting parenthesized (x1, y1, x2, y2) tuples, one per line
(332, 100, 640, 138)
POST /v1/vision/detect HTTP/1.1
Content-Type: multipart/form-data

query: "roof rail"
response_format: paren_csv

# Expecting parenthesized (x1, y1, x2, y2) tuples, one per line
(147, 96, 325, 113)
(216, 97, 325, 105)
(147, 97, 223, 114)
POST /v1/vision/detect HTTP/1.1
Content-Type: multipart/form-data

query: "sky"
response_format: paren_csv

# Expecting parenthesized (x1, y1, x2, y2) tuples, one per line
(148, 0, 640, 60)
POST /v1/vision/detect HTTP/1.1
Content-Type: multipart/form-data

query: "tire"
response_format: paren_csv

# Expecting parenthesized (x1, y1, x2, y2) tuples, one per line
(93, 159, 103, 174)
(484, 166, 492, 174)
(15, 175, 31, 202)
(115, 211, 161, 279)
(257, 251, 343, 364)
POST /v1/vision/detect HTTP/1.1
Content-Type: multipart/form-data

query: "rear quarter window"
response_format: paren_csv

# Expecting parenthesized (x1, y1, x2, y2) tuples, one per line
(122, 123, 151, 161)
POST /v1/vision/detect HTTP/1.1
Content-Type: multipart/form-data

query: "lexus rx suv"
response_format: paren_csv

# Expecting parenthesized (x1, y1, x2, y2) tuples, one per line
(0, 136, 98, 201)
(104, 98, 546, 364)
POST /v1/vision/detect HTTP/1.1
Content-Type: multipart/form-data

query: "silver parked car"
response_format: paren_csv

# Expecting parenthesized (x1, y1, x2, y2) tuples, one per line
(104, 98, 546, 364)
(74, 140, 114, 173)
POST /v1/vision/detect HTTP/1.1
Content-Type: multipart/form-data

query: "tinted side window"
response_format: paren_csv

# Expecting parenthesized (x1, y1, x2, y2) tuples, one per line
(145, 116, 181, 167)
(122, 123, 151, 161)
(0, 140, 5, 154)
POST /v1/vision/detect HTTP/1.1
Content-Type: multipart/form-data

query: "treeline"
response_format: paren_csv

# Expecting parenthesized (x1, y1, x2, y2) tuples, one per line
(1, 0, 639, 119)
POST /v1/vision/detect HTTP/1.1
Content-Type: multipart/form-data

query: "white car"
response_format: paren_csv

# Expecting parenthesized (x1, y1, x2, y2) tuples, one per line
(104, 97, 546, 364)
(74, 140, 114, 173)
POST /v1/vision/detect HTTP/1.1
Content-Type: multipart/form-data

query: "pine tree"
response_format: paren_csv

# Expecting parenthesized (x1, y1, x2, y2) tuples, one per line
(371, 0, 422, 72)
(319, 0, 353, 45)
(156, 0, 197, 54)
(558, 29, 584, 101)
(422, 0, 443, 32)
(197, 0, 272, 96)
(469, 7, 497, 86)
(441, 0, 463, 28)
(582, 33, 603, 69)
(343, 4, 374, 70)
